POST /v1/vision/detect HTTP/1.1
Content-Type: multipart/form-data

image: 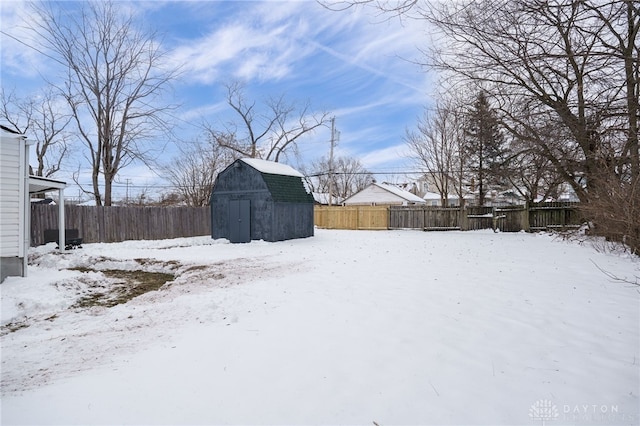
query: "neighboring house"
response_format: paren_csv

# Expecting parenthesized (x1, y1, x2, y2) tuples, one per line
(423, 191, 461, 207)
(396, 181, 423, 197)
(496, 190, 526, 206)
(413, 173, 464, 199)
(466, 189, 526, 206)
(342, 182, 426, 206)
(1, 126, 66, 282)
(312, 192, 343, 205)
(211, 158, 314, 243)
(555, 182, 581, 202)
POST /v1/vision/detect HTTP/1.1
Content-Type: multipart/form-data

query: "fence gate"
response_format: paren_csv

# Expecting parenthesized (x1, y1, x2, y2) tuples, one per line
(465, 206, 494, 230)
(494, 206, 528, 232)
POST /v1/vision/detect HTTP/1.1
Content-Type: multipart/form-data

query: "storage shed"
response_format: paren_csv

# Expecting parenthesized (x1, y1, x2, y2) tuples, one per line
(211, 158, 314, 243)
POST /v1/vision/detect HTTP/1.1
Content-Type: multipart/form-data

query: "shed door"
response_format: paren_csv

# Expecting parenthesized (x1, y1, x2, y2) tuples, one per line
(229, 199, 250, 243)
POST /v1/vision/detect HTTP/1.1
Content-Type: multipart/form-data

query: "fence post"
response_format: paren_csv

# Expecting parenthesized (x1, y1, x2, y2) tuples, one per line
(423, 207, 427, 231)
(522, 202, 530, 232)
(460, 206, 468, 231)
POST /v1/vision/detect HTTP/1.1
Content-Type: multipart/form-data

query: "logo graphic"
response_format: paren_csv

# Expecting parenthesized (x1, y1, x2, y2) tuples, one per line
(529, 400, 559, 425)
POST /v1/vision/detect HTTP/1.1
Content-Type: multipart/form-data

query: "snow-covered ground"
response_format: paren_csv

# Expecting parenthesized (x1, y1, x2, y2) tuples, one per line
(1, 229, 638, 425)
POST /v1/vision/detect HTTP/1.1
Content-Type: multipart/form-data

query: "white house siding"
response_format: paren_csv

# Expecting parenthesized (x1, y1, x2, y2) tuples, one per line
(423, 191, 461, 207)
(1, 130, 28, 282)
(0, 135, 22, 257)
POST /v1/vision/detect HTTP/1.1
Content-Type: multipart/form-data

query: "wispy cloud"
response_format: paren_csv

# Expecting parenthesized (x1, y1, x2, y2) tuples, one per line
(0, 2, 49, 80)
(360, 144, 412, 170)
(168, 3, 318, 84)
(2, 0, 438, 186)
(166, 0, 429, 91)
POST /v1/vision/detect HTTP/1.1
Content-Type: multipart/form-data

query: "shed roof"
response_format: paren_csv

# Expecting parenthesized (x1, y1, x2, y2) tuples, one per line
(262, 173, 314, 203)
(240, 158, 303, 177)
(233, 158, 313, 203)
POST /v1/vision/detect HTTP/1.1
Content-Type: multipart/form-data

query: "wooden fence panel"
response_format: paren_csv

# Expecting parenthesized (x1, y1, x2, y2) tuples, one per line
(314, 206, 388, 230)
(31, 205, 211, 246)
(495, 206, 528, 232)
(389, 206, 425, 229)
(357, 206, 388, 230)
(424, 208, 460, 230)
(317, 203, 581, 233)
(465, 206, 494, 231)
(528, 202, 582, 231)
(314, 206, 357, 229)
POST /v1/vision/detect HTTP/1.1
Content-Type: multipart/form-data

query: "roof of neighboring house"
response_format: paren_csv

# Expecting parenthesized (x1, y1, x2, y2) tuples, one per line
(374, 183, 426, 203)
(423, 191, 459, 200)
(343, 182, 426, 205)
(312, 192, 343, 205)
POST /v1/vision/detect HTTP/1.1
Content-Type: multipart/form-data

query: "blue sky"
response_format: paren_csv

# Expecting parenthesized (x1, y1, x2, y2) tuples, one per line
(1, 1, 436, 200)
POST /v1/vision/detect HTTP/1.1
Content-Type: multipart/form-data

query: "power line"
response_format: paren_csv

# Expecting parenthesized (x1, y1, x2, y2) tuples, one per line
(68, 169, 431, 190)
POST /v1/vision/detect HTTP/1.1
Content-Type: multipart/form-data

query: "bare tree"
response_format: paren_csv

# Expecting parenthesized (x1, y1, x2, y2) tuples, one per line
(405, 101, 465, 207)
(0, 88, 71, 178)
(27, 0, 179, 206)
(585, 1, 639, 180)
(0, 90, 29, 134)
(499, 96, 577, 203)
(425, 0, 639, 202)
(306, 155, 373, 201)
(504, 143, 565, 204)
(162, 135, 236, 207)
(327, 0, 639, 202)
(328, 0, 639, 252)
(207, 82, 331, 162)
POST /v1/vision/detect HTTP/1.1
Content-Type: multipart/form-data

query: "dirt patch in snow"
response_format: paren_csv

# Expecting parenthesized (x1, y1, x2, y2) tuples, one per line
(1, 253, 294, 394)
(68, 268, 176, 308)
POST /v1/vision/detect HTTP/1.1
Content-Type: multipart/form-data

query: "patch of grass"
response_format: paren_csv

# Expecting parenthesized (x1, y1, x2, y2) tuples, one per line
(73, 291, 108, 309)
(134, 258, 180, 269)
(184, 264, 208, 273)
(70, 268, 175, 308)
(1, 321, 30, 336)
(70, 266, 94, 274)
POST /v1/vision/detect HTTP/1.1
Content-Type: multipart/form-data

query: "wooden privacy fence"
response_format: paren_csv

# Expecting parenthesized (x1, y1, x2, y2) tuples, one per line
(528, 202, 583, 231)
(388, 206, 501, 231)
(314, 206, 388, 230)
(32, 203, 582, 246)
(31, 204, 211, 246)
(317, 202, 582, 232)
(392, 203, 582, 232)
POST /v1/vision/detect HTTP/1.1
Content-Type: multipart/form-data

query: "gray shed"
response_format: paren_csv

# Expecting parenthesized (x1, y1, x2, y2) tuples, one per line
(211, 158, 314, 243)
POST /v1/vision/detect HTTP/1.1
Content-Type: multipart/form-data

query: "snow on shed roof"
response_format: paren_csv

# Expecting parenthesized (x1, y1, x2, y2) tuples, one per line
(375, 182, 426, 203)
(240, 158, 303, 177)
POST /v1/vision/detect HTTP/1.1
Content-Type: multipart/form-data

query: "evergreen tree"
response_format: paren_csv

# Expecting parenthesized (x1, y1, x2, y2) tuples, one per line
(465, 92, 507, 205)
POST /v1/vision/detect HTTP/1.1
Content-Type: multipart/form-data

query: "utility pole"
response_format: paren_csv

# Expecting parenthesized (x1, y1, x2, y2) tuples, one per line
(125, 178, 131, 205)
(328, 117, 338, 206)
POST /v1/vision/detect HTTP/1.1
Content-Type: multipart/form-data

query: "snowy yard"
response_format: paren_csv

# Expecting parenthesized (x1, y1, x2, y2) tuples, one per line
(1, 229, 638, 425)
